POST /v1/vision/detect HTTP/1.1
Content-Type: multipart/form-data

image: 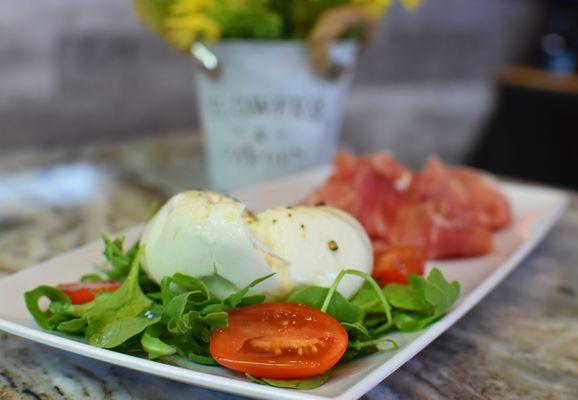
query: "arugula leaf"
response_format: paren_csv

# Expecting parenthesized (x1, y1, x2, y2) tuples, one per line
(84, 247, 161, 348)
(350, 281, 384, 314)
(340, 319, 395, 361)
(174, 339, 218, 365)
(287, 286, 364, 323)
(200, 303, 228, 314)
(342, 331, 400, 361)
(141, 325, 176, 359)
(341, 322, 372, 339)
(392, 312, 435, 332)
(224, 273, 275, 309)
(171, 274, 211, 304)
(425, 268, 460, 317)
(179, 346, 218, 365)
(24, 286, 72, 330)
(197, 311, 228, 329)
(385, 268, 461, 332)
(187, 353, 218, 365)
(245, 371, 332, 390)
(112, 334, 147, 355)
(57, 317, 87, 335)
(239, 294, 266, 306)
(102, 235, 139, 280)
(384, 279, 427, 313)
(164, 291, 197, 335)
(160, 276, 174, 306)
(85, 236, 160, 296)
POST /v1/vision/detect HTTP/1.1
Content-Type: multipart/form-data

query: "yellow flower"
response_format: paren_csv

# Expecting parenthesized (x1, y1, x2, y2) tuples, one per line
(352, 0, 394, 17)
(352, 0, 422, 17)
(170, 0, 211, 14)
(164, 0, 221, 51)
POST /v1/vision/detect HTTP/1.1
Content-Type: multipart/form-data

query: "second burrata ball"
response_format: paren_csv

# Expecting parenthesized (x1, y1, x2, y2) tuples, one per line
(247, 206, 373, 298)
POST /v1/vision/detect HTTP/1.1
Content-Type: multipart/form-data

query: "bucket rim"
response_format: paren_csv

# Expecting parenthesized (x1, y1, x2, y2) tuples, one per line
(204, 38, 358, 50)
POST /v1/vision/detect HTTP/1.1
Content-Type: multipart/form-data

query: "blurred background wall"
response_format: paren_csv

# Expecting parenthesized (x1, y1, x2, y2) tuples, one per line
(0, 0, 543, 166)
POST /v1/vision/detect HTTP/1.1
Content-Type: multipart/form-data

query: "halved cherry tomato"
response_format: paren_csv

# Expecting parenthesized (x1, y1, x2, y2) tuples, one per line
(372, 245, 426, 286)
(58, 281, 122, 304)
(210, 303, 348, 379)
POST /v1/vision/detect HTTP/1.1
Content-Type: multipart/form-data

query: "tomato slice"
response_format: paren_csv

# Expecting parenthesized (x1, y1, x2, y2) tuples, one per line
(210, 303, 348, 379)
(372, 245, 426, 286)
(58, 281, 122, 304)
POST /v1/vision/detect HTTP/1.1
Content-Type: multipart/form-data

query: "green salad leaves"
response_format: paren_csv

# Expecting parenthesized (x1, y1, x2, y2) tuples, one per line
(386, 270, 461, 332)
(24, 234, 461, 390)
(287, 267, 461, 362)
(25, 246, 161, 348)
(83, 247, 160, 348)
(24, 235, 271, 364)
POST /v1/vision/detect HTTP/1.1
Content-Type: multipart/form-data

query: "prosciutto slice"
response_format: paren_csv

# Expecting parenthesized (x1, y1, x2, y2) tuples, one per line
(305, 152, 511, 260)
(305, 152, 410, 240)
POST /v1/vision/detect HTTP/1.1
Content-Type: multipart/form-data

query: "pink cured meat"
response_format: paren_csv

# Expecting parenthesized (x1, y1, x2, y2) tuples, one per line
(304, 152, 511, 260)
(449, 166, 511, 230)
(389, 202, 493, 259)
(305, 152, 410, 240)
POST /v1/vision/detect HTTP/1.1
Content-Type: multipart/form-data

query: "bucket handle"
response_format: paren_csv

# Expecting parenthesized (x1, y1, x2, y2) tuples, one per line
(190, 42, 221, 78)
(308, 6, 377, 80)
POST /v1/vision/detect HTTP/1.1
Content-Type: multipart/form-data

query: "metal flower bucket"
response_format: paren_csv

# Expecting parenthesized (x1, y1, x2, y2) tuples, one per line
(193, 40, 358, 191)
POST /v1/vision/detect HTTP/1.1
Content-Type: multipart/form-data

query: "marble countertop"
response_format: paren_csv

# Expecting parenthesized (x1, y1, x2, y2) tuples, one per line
(0, 134, 577, 399)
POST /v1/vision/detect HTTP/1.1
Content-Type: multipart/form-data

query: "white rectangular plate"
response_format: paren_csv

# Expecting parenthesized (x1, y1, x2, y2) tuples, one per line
(0, 165, 569, 400)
